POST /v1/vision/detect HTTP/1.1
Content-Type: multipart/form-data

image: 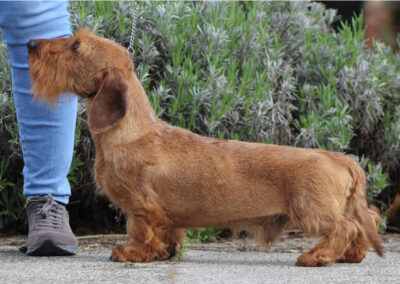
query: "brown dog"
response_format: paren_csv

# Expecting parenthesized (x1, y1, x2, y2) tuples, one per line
(28, 28, 383, 266)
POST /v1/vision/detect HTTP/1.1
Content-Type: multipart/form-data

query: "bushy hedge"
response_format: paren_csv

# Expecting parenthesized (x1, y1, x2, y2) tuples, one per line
(0, 1, 399, 234)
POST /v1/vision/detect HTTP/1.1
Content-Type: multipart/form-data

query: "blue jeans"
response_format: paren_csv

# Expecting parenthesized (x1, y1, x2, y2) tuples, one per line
(0, 1, 77, 204)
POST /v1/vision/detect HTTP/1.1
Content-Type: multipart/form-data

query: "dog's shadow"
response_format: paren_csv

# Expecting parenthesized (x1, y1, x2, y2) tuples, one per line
(173, 251, 296, 267)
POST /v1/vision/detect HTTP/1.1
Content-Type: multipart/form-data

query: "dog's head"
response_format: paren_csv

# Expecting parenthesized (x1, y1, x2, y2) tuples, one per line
(28, 28, 132, 131)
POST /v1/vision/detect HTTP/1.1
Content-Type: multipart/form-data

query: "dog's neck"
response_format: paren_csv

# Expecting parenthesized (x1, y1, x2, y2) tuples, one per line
(92, 71, 158, 145)
(128, 71, 157, 125)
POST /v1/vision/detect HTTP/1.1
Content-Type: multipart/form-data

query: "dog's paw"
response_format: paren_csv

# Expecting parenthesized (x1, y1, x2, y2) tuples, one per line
(110, 245, 157, 263)
(110, 246, 128, 262)
(340, 250, 366, 263)
(296, 252, 312, 267)
(296, 252, 333, 267)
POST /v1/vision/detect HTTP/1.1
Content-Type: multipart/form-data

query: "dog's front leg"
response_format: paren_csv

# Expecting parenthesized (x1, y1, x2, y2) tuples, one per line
(110, 206, 183, 262)
(110, 208, 164, 262)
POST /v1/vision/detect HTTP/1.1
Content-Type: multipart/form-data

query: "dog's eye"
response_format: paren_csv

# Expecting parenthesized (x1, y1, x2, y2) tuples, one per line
(71, 42, 80, 53)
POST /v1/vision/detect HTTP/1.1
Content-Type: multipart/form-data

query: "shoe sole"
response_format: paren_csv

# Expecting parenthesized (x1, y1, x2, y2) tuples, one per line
(27, 239, 77, 256)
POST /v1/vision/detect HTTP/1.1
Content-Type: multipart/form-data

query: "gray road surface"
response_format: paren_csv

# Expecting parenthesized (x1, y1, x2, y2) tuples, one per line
(0, 244, 399, 283)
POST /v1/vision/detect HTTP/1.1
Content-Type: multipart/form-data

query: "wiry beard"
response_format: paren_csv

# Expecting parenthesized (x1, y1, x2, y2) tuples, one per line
(28, 53, 72, 103)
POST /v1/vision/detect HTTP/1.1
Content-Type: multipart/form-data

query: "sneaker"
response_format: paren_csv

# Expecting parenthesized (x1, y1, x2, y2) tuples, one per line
(26, 194, 77, 256)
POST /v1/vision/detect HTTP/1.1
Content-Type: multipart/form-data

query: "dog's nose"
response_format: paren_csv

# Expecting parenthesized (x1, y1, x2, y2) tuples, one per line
(27, 39, 37, 52)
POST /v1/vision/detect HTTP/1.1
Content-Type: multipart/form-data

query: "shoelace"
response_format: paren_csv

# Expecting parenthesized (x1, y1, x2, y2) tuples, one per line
(28, 194, 63, 229)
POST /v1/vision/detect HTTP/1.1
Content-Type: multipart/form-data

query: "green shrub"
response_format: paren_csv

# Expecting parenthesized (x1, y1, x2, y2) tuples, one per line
(0, 41, 26, 231)
(1, 1, 399, 234)
(186, 227, 221, 243)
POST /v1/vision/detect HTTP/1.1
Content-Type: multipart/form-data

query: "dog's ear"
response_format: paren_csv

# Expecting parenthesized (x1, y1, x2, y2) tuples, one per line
(88, 71, 128, 132)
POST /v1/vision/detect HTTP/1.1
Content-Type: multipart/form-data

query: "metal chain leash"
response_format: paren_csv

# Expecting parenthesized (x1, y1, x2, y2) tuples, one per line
(127, 0, 139, 59)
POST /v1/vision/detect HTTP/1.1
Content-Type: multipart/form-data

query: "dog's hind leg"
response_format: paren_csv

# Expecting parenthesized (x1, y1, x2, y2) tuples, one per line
(256, 215, 290, 248)
(340, 208, 381, 263)
(227, 215, 290, 249)
(289, 195, 357, 266)
(295, 218, 357, 266)
(337, 227, 369, 263)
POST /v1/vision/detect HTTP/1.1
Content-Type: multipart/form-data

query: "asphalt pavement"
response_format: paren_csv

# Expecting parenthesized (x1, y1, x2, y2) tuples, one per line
(1, 242, 399, 283)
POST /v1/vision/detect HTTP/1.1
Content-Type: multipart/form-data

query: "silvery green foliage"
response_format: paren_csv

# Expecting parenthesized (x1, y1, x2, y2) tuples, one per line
(359, 157, 389, 202)
(0, 40, 26, 230)
(0, 42, 19, 159)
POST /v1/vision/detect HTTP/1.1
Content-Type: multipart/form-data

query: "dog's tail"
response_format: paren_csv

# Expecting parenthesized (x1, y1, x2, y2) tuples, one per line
(347, 165, 384, 257)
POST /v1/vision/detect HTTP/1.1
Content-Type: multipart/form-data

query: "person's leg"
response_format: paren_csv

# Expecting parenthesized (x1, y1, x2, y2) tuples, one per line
(0, 1, 78, 255)
(0, 1, 77, 204)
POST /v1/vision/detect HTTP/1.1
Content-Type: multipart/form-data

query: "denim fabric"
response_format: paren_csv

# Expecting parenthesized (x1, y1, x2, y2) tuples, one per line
(0, 1, 78, 204)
